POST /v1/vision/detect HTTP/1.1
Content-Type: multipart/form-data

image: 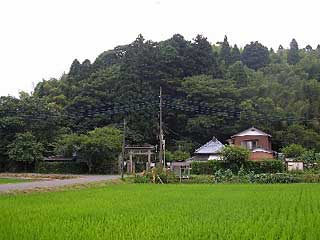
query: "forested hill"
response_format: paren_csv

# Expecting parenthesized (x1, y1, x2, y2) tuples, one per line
(3, 34, 320, 155)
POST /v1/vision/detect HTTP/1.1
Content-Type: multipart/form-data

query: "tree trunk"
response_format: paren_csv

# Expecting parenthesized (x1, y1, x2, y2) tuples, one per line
(88, 159, 93, 173)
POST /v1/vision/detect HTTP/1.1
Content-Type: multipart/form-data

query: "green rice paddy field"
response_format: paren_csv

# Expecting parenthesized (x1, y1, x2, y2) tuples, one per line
(0, 184, 320, 239)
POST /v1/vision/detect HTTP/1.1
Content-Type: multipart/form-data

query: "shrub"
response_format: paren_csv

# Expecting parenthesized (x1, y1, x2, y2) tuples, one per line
(247, 171, 256, 183)
(142, 167, 178, 184)
(35, 161, 88, 174)
(212, 171, 300, 184)
(296, 174, 320, 183)
(133, 175, 150, 183)
(250, 173, 300, 184)
(311, 162, 320, 171)
(190, 161, 200, 174)
(224, 169, 233, 182)
(191, 160, 284, 175)
(91, 162, 119, 174)
(182, 175, 213, 184)
(214, 169, 225, 183)
(221, 145, 250, 169)
(281, 144, 306, 158)
(191, 161, 225, 175)
(244, 160, 284, 173)
(134, 169, 320, 184)
(166, 150, 190, 162)
(238, 165, 249, 183)
(299, 150, 320, 164)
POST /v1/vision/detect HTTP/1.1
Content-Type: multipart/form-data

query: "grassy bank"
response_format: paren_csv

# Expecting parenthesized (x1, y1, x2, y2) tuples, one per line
(0, 178, 30, 184)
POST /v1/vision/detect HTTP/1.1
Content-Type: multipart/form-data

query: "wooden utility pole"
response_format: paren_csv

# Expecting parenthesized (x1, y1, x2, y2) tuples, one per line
(159, 87, 164, 167)
(121, 118, 126, 179)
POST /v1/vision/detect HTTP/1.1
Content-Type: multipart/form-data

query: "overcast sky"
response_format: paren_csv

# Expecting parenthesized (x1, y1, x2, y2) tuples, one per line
(0, 0, 319, 96)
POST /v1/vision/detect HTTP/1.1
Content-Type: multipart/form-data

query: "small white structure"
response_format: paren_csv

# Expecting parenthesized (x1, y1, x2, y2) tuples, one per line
(171, 161, 191, 181)
(286, 159, 304, 171)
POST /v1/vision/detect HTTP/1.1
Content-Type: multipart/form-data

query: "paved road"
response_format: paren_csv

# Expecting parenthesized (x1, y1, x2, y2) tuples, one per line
(0, 175, 119, 193)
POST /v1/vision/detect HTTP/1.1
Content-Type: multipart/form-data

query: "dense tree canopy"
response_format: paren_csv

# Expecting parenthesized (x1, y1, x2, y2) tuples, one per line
(57, 126, 122, 173)
(1, 34, 320, 167)
(8, 132, 44, 163)
(241, 41, 270, 70)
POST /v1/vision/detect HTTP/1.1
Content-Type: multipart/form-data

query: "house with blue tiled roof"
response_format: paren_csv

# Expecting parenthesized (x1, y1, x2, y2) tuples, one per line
(190, 137, 224, 161)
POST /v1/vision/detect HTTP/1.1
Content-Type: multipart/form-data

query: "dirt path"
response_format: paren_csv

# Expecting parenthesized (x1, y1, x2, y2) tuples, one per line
(0, 175, 119, 193)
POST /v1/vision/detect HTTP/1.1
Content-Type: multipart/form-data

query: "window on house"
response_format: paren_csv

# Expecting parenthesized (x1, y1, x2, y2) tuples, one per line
(241, 140, 258, 150)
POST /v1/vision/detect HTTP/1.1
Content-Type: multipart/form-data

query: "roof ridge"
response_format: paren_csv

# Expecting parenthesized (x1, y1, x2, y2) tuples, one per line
(231, 127, 271, 137)
(195, 139, 214, 152)
(194, 137, 224, 154)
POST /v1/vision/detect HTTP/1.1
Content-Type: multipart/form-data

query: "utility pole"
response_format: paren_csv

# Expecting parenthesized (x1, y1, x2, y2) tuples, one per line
(163, 139, 166, 168)
(121, 118, 126, 179)
(159, 87, 164, 168)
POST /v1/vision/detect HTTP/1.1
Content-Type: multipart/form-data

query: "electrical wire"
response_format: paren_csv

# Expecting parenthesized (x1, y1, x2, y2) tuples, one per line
(0, 94, 319, 124)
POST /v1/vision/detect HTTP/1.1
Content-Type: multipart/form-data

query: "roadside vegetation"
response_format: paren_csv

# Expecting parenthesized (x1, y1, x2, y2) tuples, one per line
(0, 178, 31, 184)
(133, 145, 320, 184)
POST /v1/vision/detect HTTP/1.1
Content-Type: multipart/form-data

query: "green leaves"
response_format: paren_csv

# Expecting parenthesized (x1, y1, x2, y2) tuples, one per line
(221, 145, 250, 167)
(165, 150, 190, 162)
(287, 38, 301, 65)
(2, 33, 320, 165)
(281, 144, 306, 158)
(241, 41, 270, 70)
(57, 126, 122, 173)
(8, 132, 44, 163)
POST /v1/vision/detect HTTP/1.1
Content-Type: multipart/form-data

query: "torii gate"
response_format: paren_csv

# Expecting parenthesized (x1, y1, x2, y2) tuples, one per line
(125, 145, 156, 174)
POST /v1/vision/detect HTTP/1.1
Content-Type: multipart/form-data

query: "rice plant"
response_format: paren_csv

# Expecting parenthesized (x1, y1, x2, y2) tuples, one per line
(0, 184, 319, 239)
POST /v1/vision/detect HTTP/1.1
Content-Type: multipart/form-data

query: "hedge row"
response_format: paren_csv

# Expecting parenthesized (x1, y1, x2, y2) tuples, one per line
(190, 161, 224, 175)
(35, 162, 88, 174)
(244, 160, 284, 174)
(91, 162, 119, 174)
(134, 172, 306, 184)
(190, 160, 284, 175)
(0, 160, 35, 172)
(35, 161, 119, 174)
(247, 173, 299, 183)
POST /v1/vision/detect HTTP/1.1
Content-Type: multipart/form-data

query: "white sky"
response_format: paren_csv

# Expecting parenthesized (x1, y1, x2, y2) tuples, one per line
(0, 0, 319, 96)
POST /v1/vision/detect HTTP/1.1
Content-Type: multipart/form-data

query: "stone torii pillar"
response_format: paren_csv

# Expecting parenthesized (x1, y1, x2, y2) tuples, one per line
(127, 151, 134, 174)
(146, 150, 151, 171)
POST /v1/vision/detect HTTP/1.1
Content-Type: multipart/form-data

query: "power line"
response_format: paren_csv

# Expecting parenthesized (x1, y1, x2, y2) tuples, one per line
(0, 94, 319, 124)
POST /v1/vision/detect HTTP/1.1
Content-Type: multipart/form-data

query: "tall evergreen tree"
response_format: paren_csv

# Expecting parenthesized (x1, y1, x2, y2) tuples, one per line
(316, 44, 320, 57)
(92, 49, 123, 70)
(230, 44, 241, 64)
(305, 45, 313, 52)
(190, 35, 216, 76)
(120, 34, 162, 96)
(241, 41, 269, 70)
(278, 45, 284, 53)
(287, 38, 300, 64)
(69, 59, 82, 78)
(80, 59, 92, 79)
(227, 61, 248, 87)
(219, 35, 232, 65)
